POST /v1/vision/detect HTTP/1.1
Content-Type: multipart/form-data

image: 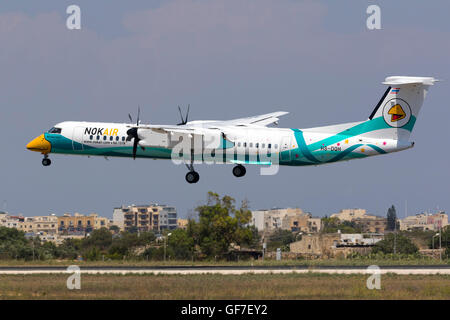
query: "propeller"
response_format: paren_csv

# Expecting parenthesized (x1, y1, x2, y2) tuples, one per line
(126, 106, 144, 160)
(177, 104, 190, 125)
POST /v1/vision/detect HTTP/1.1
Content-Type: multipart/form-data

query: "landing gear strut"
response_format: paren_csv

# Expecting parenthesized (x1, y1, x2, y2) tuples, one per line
(232, 164, 246, 177)
(42, 155, 51, 167)
(185, 163, 199, 184)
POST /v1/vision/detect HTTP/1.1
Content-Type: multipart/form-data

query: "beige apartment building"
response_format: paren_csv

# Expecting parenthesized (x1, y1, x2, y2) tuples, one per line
(353, 216, 387, 233)
(113, 205, 160, 233)
(251, 208, 322, 234)
(1, 213, 58, 234)
(33, 215, 58, 234)
(177, 218, 189, 230)
(331, 208, 387, 233)
(330, 209, 378, 221)
(399, 211, 448, 231)
(58, 213, 109, 235)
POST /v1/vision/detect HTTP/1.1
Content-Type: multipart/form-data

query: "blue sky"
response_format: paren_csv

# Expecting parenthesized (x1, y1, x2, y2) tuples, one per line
(1, 0, 449, 219)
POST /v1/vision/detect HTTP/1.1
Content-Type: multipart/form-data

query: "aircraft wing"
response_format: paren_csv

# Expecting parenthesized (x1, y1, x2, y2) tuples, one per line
(215, 111, 289, 127)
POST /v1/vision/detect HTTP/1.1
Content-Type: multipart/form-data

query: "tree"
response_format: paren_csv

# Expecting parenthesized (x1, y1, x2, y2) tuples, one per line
(82, 228, 112, 251)
(187, 192, 254, 259)
(386, 205, 399, 231)
(321, 217, 361, 233)
(267, 229, 295, 251)
(109, 225, 120, 234)
(372, 233, 418, 254)
(167, 228, 194, 260)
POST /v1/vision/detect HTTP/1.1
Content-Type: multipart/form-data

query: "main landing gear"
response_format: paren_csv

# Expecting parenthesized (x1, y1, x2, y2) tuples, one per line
(232, 164, 246, 178)
(184, 164, 246, 183)
(185, 163, 199, 184)
(42, 155, 51, 167)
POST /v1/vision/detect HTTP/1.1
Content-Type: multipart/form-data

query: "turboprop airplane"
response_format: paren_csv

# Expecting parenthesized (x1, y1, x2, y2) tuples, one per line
(27, 76, 437, 183)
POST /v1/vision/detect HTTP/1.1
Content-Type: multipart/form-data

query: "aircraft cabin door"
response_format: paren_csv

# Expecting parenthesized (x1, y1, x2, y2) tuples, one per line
(280, 136, 291, 161)
(72, 127, 85, 151)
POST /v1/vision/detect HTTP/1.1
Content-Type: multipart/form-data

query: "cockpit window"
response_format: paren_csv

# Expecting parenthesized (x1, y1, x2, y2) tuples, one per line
(48, 127, 62, 134)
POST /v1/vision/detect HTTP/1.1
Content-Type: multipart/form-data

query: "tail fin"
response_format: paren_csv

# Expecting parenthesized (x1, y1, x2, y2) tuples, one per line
(363, 76, 437, 140)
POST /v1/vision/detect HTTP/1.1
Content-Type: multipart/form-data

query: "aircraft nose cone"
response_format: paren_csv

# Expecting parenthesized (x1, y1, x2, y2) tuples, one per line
(26, 134, 51, 154)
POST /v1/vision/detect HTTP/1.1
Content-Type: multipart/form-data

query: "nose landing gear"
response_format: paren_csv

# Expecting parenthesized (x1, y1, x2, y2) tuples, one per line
(185, 163, 199, 184)
(42, 155, 51, 166)
(185, 171, 200, 184)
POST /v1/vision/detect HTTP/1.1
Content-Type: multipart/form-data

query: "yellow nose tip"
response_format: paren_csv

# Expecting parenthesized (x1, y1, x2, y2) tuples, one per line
(27, 134, 51, 154)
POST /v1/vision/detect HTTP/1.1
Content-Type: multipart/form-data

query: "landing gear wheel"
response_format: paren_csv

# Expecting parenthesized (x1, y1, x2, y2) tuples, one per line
(232, 165, 246, 177)
(42, 158, 51, 166)
(185, 171, 200, 184)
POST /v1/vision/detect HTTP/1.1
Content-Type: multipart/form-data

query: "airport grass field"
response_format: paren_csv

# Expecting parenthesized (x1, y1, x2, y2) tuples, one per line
(0, 273, 449, 299)
(0, 257, 448, 267)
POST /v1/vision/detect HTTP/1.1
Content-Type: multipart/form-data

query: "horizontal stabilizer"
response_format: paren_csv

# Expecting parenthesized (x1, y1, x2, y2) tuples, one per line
(382, 76, 438, 86)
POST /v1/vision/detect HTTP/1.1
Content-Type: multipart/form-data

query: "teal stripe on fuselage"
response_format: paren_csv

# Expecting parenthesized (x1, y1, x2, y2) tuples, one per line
(291, 129, 320, 163)
(366, 144, 387, 154)
(305, 115, 415, 152)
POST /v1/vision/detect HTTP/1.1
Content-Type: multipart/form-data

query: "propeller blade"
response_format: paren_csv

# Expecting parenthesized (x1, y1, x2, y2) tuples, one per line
(137, 106, 140, 126)
(132, 139, 138, 160)
(128, 114, 133, 123)
(178, 105, 184, 125)
(185, 104, 190, 123)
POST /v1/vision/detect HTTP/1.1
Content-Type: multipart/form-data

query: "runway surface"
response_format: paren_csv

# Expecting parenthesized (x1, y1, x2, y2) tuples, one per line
(0, 265, 449, 275)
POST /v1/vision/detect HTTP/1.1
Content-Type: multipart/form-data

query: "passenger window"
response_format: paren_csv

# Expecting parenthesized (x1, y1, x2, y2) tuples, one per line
(110, 136, 113, 141)
(268, 143, 272, 149)
(243, 142, 247, 147)
(97, 136, 100, 140)
(103, 136, 107, 141)
(256, 143, 259, 148)
(262, 143, 265, 148)
(274, 144, 278, 149)
(90, 135, 93, 140)
(122, 137, 125, 142)
(238, 142, 241, 147)
(249, 143, 253, 148)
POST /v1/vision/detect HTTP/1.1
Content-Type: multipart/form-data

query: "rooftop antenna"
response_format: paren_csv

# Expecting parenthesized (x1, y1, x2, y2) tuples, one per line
(405, 199, 407, 219)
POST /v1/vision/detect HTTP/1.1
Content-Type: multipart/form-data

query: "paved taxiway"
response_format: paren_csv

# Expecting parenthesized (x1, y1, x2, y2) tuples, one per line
(0, 265, 449, 275)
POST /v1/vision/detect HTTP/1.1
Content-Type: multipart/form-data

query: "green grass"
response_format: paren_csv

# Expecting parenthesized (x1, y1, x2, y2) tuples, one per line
(0, 273, 449, 299)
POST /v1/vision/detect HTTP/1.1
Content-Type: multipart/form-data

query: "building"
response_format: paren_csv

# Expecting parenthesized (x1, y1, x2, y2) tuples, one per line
(177, 218, 189, 230)
(92, 214, 109, 230)
(159, 206, 178, 230)
(399, 211, 448, 231)
(0, 215, 24, 229)
(330, 208, 387, 233)
(113, 205, 165, 233)
(290, 232, 382, 258)
(18, 217, 35, 233)
(57, 213, 108, 235)
(307, 217, 322, 233)
(330, 209, 378, 221)
(0, 214, 58, 234)
(32, 215, 58, 234)
(250, 208, 321, 234)
(353, 216, 387, 233)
